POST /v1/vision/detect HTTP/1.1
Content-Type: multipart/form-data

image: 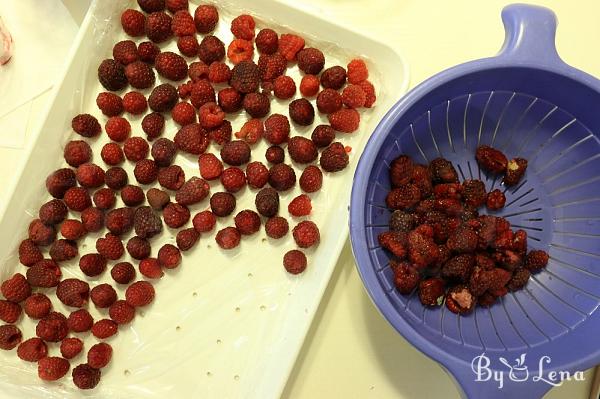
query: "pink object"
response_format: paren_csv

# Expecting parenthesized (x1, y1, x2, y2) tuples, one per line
(0, 16, 13, 65)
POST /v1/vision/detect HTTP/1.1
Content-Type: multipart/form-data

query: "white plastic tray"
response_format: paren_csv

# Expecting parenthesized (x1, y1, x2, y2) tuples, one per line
(0, 1, 408, 398)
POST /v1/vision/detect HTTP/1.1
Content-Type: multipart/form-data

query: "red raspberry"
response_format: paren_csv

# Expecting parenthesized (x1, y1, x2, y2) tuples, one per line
(149, 83, 178, 112)
(215, 227, 241, 249)
(176, 228, 200, 251)
(163, 203, 190, 228)
(96, 233, 124, 260)
(292, 221, 320, 248)
(17, 337, 47, 362)
(446, 225, 478, 254)
(101, 143, 124, 165)
(218, 87, 242, 113)
(92, 188, 115, 210)
(429, 158, 458, 184)
(166, 0, 188, 12)
(0, 300, 21, 323)
(36, 311, 68, 342)
(265, 216, 288, 239)
(393, 261, 420, 294)
(300, 75, 320, 97)
(243, 92, 270, 118)
(235, 118, 264, 144)
(525, 250, 549, 271)
(127, 236, 151, 260)
(113, 40, 138, 65)
(104, 117, 130, 142)
(231, 14, 255, 40)
(60, 219, 85, 241)
(507, 267, 531, 291)
(283, 250, 307, 274)
(328, 108, 360, 133)
(105, 167, 128, 190)
(189, 80, 215, 109)
(265, 145, 285, 164)
(60, 337, 83, 359)
(72, 364, 101, 390)
(289, 99, 314, 126)
(199, 153, 224, 180)
(76, 163, 105, 189)
(142, 112, 165, 140)
(98, 59, 127, 92)
(147, 188, 170, 210)
(125, 281, 155, 307)
(63, 140, 91, 168)
(81, 207, 105, 233)
(234, 210, 261, 235)
(139, 257, 164, 278)
(446, 285, 475, 314)
(347, 58, 369, 84)
(417, 278, 445, 306)
(461, 179, 486, 207)
(230, 60, 260, 93)
(269, 163, 296, 191)
(220, 167, 246, 193)
(220, 140, 251, 166)
(39, 199, 68, 225)
(385, 185, 420, 211)
(297, 48, 325, 74)
(87, 342, 112, 368)
(288, 136, 318, 164)
(156, 51, 188, 81)
(158, 244, 182, 268)
(407, 230, 439, 268)
(273, 76, 296, 99)
(441, 254, 475, 282)
(123, 91, 148, 115)
(192, 211, 216, 233)
(209, 121, 233, 146)
(134, 159, 159, 184)
(0, 324, 21, 350)
(123, 137, 149, 161)
(255, 187, 279, 217)
(138, 41, 160, 63)
(311, 125, 335, 148)
(316, 89, 342, 114)
(320, 66, 346, 90)
(175, 177, 210, 206)
(158, 165, 185, 190)
(24, 294, 51, 319)
(320, 142, 349, 172)
(46, 168, 76, 199)
(171, 10, 195, 36)
(299, 165, 323, 193)
(246, 161, 269, 189)
(111, 262, 136, 284)
(134, 206, 163, 239)
(194, 4, 218, 33)
(188, 62, 209, 81)
(38, 357, 69, 381)
(109, 300, 135, 324)
(210, 192, 236, 216)
(475, 145, 508, 174)
(91, 319, 118, 339)
(124, 61, 155, 89)
(138, 0, 165, 13)
(227, 39, 254, 64)
(358, 80, 376, 107)
(146, 11, 173, 43)
(174, 123, 210, 154)
(504, 158, 528, 186)
(198, 35, 225, 64)
(49, 239, 78, 262)
(378, 231, 408, 258)
(67, 309, 93, 333)
(28, 219, 56, 246)
(18, 239, 43, 267)
(342, 84, 366, 108)
(288, 194, 312, 217)
(72, 114, 101, 138)
(121, 185, 145, 206)
(258, 53, 287, 81)
(255, 28, 278, 54)
(121, 9, 146, 37)
(278, 33, 305, 61)
(198, 102, 225, 129)
(171, 102, 195, 126)
(78, 253, 107, 277)
(91, 92, 122, 118)
(487, 189, 506, 210)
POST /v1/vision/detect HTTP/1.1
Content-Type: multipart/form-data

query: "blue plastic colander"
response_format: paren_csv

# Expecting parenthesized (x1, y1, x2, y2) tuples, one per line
(349, 4, 600, 398)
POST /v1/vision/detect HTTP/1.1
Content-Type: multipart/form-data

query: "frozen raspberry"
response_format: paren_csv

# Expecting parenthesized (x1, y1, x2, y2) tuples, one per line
(98, 59, 127, 91)
(60, 337, 83, 359)
(487, 189, 506, 210)
(72, 114, 101, 138)
(175, 177, 210, 205)
(126, 236, 151, 260)
(299, 165, 323, 193)
(233, 210, 261, 235)
(189, 78, 215, 106)
(192, 211, 216, 233)
(36, 311, 68, 342)
(292, 221, 320, 248)
(220, 167, 246, 192)
(113, 40, 138, 65)
(460, 179, 486, 208)
(316, 89, 343, 114)
(198, 35, 225, 64)
(0, 300, 21, 323)
(188, 62, 209, 82)
(171, 10, 195, 36)
(96, 233, 125, 261)
(151, 137, 177, 166)
(155, 51, 188, 81)
(198, 102, 225, 129)
(347, 58, 369, 84)
(111, 262, 136, 284)
(288, 136, 318, 164)
(134, 159, 159, 185)
(441, 254, 475, 283)
(288, 194, 312, 217)
(392, 261, 420, 294)
(207, 62, 231, 83)
(255, 187, 279, 217)
(149, 83, 178, 112)
(429, 158, 459, 184)
(220, 140, 251, 166)
(446, 226, 478, 253)
(242, 92, 270, 118)
(109, 300, 135, 324)
(289, 99, 314, 126)
(320, 142, 349, 172)
(265, 145, 285, 164)
(170, 102, 196, 126)
(210, 192, 236, 217)
(139, 257, 164, 278)
(1, 273, 31, 303)
(230, 60, 260, 93)
(121, 185, 145, 207)
(104, 117, 130, 142)
(525, 250, 549, 271)
(138, 40, 160, 63)
(46, 168, 76, 199)
(433, 183, 461, 200)
(358, 80, 376, 107)
(142, 112, 165, 140)
(18, 239, 43, 267)
(121, 9, 146, 37)
(123, 91, 148, 115)
(278, 33, 305, 61)
(194, 4, 218, 33)
(38, 357, 69, 381)
(378, 231, 408, 258)
(28, 219, 56, 246)
(268, 163, 296, 191)
(259, 114, 288, 146)
(101, 143, 124, 165)
(230, 14, 254, 40)
(507, 267, 531, 291)
(512, 229, 528, 255)
(159, 166, 185, 191)
(174, 123, 210, 154)
(176, 228, 200, 251)
(418, 278, 445, 306)
(76, 163, 105, 189)
(446, 285, 475, 314)
(72, 364, 101, 390)
(78, 253, 107, 277)
(198, 153, 223, 180)
(49, 239, 78, 262)
(163, 202, 190, 228)
(138, 0, 165, 12)
(60, 219, 85, 241)
(283, 250, 307, 274)
(0, 324, 21, 350)
(328, 108, 360, 133)
(146, 11, 172, 43)
(389, 210, 415, 233)
(63, 140, 92, 168)
(215, 227, 241, 249)
(96, 92, 123, 118)
(126, 281, 155, 307)
(17, 337, 47, 362)
(147, 188, 170, 210)
(105, 167, 128, 190)
(475, 145, 508, 174)
(320, 66, 346, 90)
(246, 161, 269, 189)
(23, 293, 50, 320)
(166, 0, 188, 12)
(39, 199, 68, 226)
(122, 137, 149, 162)
(218, 87, 243, 113)
(87, 342, 112, 368)
(67, 309, 93, 333)
(254, 28, 277, 54)
(407, 230, 438, 268)
(227, 39, 253, 64)
(265, 216, 288, 239)
(133, 206, 162, 239)
(258, 53, 286, 81)
(124, 61, 155, 89)
(342, 84, 366, 108)
(297, 47, 324, 74)
(273, 76, 296, 99)
(310, 125, 335, 148)
(91, 319, 118, 339)
(504, 158, 528, 186)
(158, 244, 180, 269)
(299, 75, 319, 97)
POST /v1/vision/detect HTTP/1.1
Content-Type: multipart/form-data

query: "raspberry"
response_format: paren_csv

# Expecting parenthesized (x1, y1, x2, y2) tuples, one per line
(87, 342, 112, 368)
(0, 324, 21, 350)
(297, 48, 325, 74)
(147, 188, 170, 210)
(49, 239, 78, 262)
(407, 230, 439, 268)
(0, 300, 20, 324)
(109, 300, 135, 325)
(447, 226, 478, 253)
(101, 143, 124, 165)
(441, 254, 475, 283)
(39, 199, 68, 225)
(236, 118, 264, 145)
(316, 89, 342, 114)
(507, 267, 531, 291)
(446, 285, 475, 314)
(127, 236, 151, 260)
(309, 125, 334, 149)
(72, 364, 101, 390)
(193, 4, 218, 33)
(220, 167, 246, 192)
(268, 163, 296, 191)
(198, 102, 225, 129)
(111, 262, 136, 284)
(175, 177, 210, 205)
(265, 145, 285, 164)
(417, 278, 445, 306)
(163, 202, 190, 228)
(63, 140, 92, 168)
(174, 123, 210, 154)
(155, 51, 188, 81)
(258, 53, 286, 81)
(289, 99, 314, 126)
(60, 337, 83, 359)
(460, 179, 486, 208)
(124, 61, 155, 89)
(504, 158, 528, 186)
(96, 93, 123, 119)
(342, 84, 366, 108)
(149, 83, 178, 112)
(298, 165, 323, 193)
(138, 257, 163, 278)
(46, 168, 76, 199)
(72, 114, 101, 138)
(157, 170, 185, 196)
(219, 140, 250, 166)
(134, 206, 163, 239)
(273, 76, 296, 99)
(215, 227, 241, 249)
(98, 59, 127, 91)
(91, 319, 118, 339)
(242, 92, 270, 118)
(288, 136, 318, 164)
(265, 216, 288, 239)
(79, 253, 107, 277)
(255, 187, 279, 217)
(17, 338, 47, 362)
(320, 142, 349, 172)
(171, 10, 195, 36)
(328, 108, 360, 133)
(104, 117, 130, 143)
(389, 211, 415, 232)
(38, 357, 69, 381)
(429, 158, 459, 184)
(60, 219, 86, 240)
(138, 41, 160, 63)
(210, 192, 236, 217)
(475, 145, 508, 174)
(146, 11, 173, 43)
(123, 91, 148, 115)
(158, 243, 182, 267)
(433, 183, 462, 200)
(233, 210, 261, 235)
(288, 194, 312, 217)
(188, 62, 209, 81)
(67, 309, 93, 333)
(142, 112, 165, 140)
(96, 233, 125, 260)
(218, 87, 243, 113)
(105, 167, 128, 190)
(283, 250, 307, 274)
(198, 35, 225, 64)
(28, 219, 56, 246)
(253, 28, 278, 54)
(176, 228, 200, 251)
(192, 211, 216, 233)
(126, 281, 155, 307)
(512, 229, 528, 254)
(487, 189, 506, 210)
(36, 312, 68, 342)
(24, 294, 51, 319)
(189, 80, 215, 110)
(292, 221, 320, 248)
(121, 9, 146, 37)
(299, 75, 319, 97)
(113, 40, 138, 65)
(278, 33, 305, 61)
(320, 66, 347, 90)
(76, 163, 105, 189)
(134, 159, 159, 185)
(150, 138, 177, 167)
(18, 239, 43, 267)
(199, 153, 224, 180)
(390, 261, 419, 294)
(230, 60, 260, 93)
(246, 161, 269, 189)
(358, 80, 376, 107)
(138, 0, 165, 12)
(121, 185, 145, 207)
(347, 58, 369, 84)
(388, 155, 413, 188)
(227, 39, 253, 64)
(378, 231, 407, 258)
(166, 0, 188, 12)
(525, 250, 549, 271)
(122, 137, 148, 162)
